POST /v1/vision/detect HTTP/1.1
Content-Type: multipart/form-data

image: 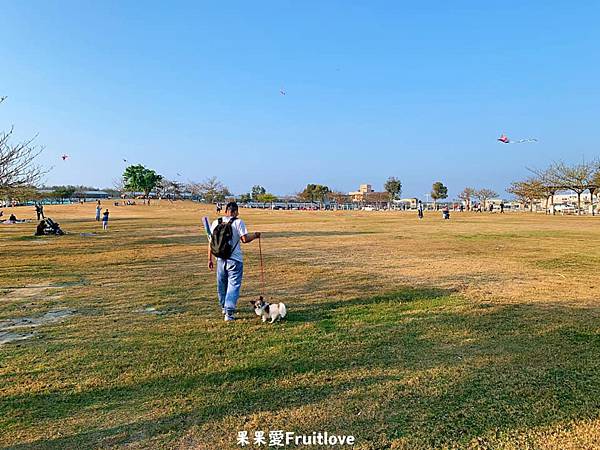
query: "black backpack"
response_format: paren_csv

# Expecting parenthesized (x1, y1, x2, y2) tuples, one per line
(210, 217, 238, 259)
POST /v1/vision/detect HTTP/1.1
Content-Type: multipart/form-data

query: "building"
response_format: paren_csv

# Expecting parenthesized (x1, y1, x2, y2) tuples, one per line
(348, 184, 374, 202)
(74, 190, 110, 200)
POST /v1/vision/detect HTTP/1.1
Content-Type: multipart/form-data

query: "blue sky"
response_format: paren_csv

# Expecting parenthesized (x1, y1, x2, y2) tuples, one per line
(1, 1, 599, 199)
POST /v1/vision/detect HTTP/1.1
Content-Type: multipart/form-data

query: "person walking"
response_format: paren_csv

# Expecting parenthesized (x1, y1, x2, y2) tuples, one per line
(417, 200, 424, 219)
(102, 209, 109, 230)
(208, 202, 261, 322)
(95, 202, 102, 221)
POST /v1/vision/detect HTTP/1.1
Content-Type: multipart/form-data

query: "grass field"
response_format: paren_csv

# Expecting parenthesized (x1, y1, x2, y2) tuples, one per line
(2, 202, 600, 449)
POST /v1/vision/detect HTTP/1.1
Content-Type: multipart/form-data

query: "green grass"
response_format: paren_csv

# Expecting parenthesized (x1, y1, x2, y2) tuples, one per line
(2, 203, 600, 449)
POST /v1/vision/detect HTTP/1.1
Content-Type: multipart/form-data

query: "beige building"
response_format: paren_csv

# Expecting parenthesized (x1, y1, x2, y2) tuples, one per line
(349, 184, 375, 202)
(348, 183, 392, 205)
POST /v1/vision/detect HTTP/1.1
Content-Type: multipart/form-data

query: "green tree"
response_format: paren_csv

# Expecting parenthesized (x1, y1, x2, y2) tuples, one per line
(52, 185, 76, 203)
(430, 182, 448, 210)
(300, 184, 330, 205)
(384, 177, 402, 208)
(257, 193, 277, 206)
(239, 193, 252, 203)
(123, 164, 163, 199)
(251, 185, 266, 201)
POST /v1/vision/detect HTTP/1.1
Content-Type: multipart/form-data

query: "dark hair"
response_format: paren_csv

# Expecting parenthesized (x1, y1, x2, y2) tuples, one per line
(225, 202, 238, 213)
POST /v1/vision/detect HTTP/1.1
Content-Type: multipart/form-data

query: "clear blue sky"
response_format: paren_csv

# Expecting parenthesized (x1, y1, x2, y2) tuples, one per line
(1, 1, 599, 199)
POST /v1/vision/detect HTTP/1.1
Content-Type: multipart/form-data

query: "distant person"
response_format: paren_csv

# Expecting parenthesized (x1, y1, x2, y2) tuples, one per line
(216, 202, 222, 213)
(489, 203, 494, 212)
(35, 220, 46, 236)
(95, 203, 102, 221)
(35, 203, 45, 220)
(102, 209, 109, 230)
(208, 202, 261, 322)
(500, 202, 505, 213)
(417, 201, 424, 219)
(442, 205, 450, 220)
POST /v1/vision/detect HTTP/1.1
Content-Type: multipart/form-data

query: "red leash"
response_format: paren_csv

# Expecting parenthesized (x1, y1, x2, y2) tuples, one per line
(258, 236, 266, 297)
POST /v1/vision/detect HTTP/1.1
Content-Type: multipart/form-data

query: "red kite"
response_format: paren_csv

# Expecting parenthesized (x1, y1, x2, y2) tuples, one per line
(498, 134, 537, 144)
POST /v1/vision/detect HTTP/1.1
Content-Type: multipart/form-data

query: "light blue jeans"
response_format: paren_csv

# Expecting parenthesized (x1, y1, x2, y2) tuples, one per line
(216, 259, 243, 316)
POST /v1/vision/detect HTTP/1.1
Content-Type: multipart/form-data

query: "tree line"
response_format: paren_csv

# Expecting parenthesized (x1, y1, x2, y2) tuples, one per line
(508, 161, 600, 215)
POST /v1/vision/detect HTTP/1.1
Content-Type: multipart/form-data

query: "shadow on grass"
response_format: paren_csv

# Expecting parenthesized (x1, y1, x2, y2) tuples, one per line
(267, 231, 378, 238)
(3, 287, 600, 449)
(133, 235, 206, 246)
(287, 287, 455, 323)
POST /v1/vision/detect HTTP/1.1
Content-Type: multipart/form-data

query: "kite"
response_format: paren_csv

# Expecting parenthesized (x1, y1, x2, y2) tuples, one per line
(123, 159, 128, 163)
(61, 154, 70, 160)
(497, 134, 538, 144)
(280, 89, 286, 96)
(176, 173, 182, 177)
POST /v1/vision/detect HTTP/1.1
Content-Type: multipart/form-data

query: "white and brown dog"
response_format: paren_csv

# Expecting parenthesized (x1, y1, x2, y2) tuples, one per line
(250, 296, 287, 323)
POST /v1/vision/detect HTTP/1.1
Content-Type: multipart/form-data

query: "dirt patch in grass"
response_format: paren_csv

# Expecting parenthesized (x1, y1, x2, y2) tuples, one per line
(0, 309, 75, 344)
(2, 283, 64, 301)
(0, 331, 36, 344)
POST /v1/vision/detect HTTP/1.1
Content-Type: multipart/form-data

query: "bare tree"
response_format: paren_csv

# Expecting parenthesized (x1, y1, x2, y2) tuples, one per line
(186, 181, 202, 199)
(1, 97, 45, 197)
(474, 188, 498, 211)
(196, 176, 231, 204)
(328, 190, 350, 208)
(158, 178, 184, 200)
(548, 162, 595, 215)
(112, 177, 125, 199)
(590, 164, 600, 216)
(457, 187, 475, 211)
(507, 179, 544, 212)
(528, 167, 561, 215)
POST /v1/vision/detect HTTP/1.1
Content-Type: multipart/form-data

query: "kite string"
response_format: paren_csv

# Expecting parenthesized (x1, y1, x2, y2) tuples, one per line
(258, 236, 266, 298)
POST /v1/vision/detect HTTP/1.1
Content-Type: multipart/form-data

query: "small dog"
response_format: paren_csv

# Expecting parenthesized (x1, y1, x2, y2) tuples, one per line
(250, 296, 287, 323)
